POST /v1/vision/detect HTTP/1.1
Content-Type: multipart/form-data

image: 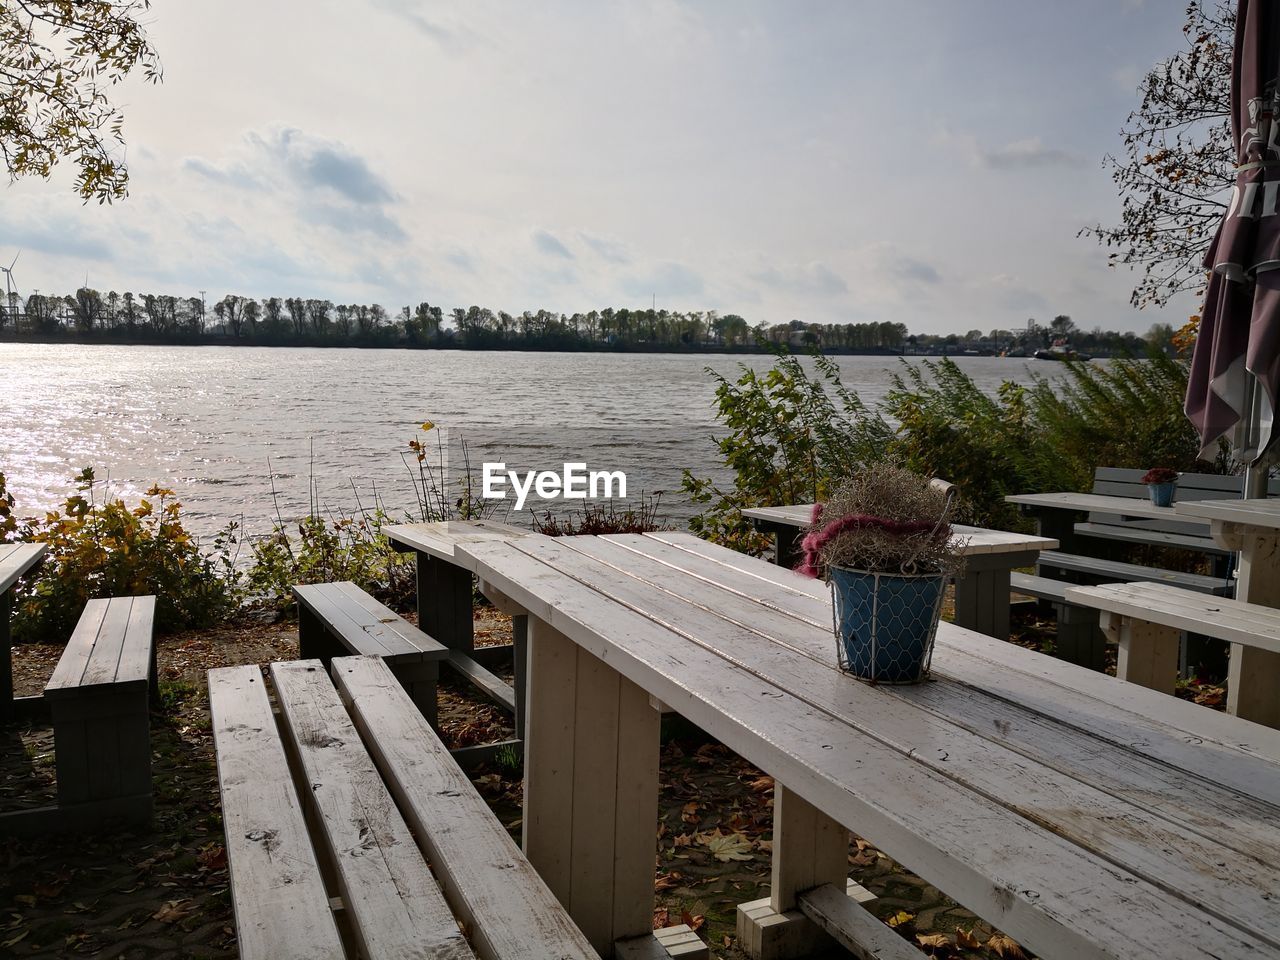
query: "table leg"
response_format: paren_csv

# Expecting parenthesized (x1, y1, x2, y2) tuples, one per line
(1, 592, 11, 724)
(417, 552, 474, 653)
(1102, 612, 1179, 694)
(737, 785, 848, 959)
(512, 613, 527, 741)
(523, 618, 660, 955)
(1229, 533, 1280, 728)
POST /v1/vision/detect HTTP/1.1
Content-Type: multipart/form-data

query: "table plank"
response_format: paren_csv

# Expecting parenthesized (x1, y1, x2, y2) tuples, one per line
(383, 519, 533, 561)
(0, 542, 46, 594)
(740, 507, 1058, 555)
(1176, 497, 1280, 528)
(458, 536, 1278, 960)
(1006, 492, 1203, 525)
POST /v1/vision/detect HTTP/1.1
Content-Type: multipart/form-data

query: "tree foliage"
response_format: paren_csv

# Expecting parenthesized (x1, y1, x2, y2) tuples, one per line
(1, 1, 161, 202)
(1082, 1, 1234, 308)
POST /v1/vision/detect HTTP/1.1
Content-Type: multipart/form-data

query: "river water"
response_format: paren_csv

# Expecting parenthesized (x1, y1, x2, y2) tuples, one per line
(0, 344, 1067, 540)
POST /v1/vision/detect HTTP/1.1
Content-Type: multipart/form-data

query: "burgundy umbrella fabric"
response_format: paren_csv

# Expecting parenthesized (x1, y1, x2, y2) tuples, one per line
(1187, 0, 1280, 462)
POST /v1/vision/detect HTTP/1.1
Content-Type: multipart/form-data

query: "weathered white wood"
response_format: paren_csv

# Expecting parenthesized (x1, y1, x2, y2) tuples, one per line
(769, 786, 848, 913)
(1065, 582, 1280, 654)
(1038, 550, 1231, 593)
(383, 518, 535, 562)
(1007, 492, 1197, 523)
(1231, 528, 1280, 728)
(1100, 612, 1181, 694)
(457, 535, 1280, 960)
(521, 618, 660, 954)
(0, 542, 46, 594)
(648, 535, 1280, 769)
(642, 532, 829, 600)
(539, 535, 1280, 922)
(1176, 497, 1280, 528)
(522, 618, 578, 904)
(743, 505, 1058, 556)
(207, 665, 343, 960)
(330, 655, 599, 960)
(269, 659, 471, 960)
(293, 581, 447, 662)
(797, 884, 921, 960)
(45, 596, 155, 694)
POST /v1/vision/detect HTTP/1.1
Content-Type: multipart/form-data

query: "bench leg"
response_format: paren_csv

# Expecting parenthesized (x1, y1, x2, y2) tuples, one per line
(953, 568, 1011, 639)
(51, 688, 151, 825)
(1053, 603, 1107, 672)
(1102, 613, 1179, 694)
(418, 553, 474, 653)
(736, 785, 848, 960)
(1, 592, 12, 724)
(1230, 532, 1280, 727)
(391, 660, 440, 730)
(523, 618, 661, 956)
(512, 614, 528, 741)
(298, 604, 334, 664)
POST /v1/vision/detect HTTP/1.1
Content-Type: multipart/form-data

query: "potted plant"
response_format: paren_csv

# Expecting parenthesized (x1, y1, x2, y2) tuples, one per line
(1140, 467, 1179, 507)
(797, 465, 965, 684)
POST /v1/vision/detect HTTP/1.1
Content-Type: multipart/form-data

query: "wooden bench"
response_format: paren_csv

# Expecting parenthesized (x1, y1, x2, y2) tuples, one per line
(1035, 551, 1234, 595)
(1063, 582, 1280, 699)
(209, 655, 616, 960)
(293, 580, 449, 727)
(44, 595, 157, 828)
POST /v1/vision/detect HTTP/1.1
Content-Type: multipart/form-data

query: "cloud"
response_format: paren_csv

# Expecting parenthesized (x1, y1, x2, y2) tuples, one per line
(578, 231, 630, 264)
(977, 137, 1082, 169)
(303, 203, 407, 242)
(751, 261, 848, 297)
(892, 257, 941, 285)
(622, 261, 704, 299)
(181, 156, 263, 191)
(532, 229, 574, 259)
(249, 128, 397, 205)
(4, 214, 114, 262)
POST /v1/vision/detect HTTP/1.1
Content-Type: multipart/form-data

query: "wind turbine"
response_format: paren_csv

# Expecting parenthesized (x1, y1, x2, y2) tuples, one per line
(0, 252, 19, 330)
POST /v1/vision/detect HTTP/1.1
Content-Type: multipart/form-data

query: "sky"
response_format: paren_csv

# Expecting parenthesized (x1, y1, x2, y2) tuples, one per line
(2, 0, 1208, 335)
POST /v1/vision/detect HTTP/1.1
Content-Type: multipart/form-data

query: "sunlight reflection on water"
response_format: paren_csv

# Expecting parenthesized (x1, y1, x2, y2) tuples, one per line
(0, 345, 1065, 539)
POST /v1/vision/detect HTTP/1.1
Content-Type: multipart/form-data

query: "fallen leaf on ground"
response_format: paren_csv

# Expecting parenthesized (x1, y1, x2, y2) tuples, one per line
(917, 932, 952, 950)
(747, 775, 775, 793)
(986, 933, 1028, 958)
(152, 900, 192, 924)
(681, 909, 706, 932)
(654, 872, 683, 892)
(698, 829, 754, 862)
(886, 910, 915, 929)
(956, 927, 982, 949)
(680, 802, 700, 823)
(652, 907, 669, 929)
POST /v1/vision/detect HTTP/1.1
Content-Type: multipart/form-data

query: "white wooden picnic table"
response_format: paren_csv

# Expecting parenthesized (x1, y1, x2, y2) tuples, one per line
(741, 504, 1057, 639)
(450, 530, 1280, 960)
(1, 542, 46, 723)
(1176, 497, 1280, 727)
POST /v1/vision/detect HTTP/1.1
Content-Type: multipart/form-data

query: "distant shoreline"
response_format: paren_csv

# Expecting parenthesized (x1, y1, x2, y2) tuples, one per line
(0, 332, 932, 357)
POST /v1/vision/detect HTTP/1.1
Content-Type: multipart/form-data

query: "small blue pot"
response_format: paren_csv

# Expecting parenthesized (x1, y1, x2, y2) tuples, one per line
(1147, 482, 1176, 507)
(829, 566, 945, 683)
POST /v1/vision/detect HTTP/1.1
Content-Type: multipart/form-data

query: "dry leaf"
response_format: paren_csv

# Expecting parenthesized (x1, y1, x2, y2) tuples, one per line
(152, 900, 192, 924)
(652, 907, 670, 929)
(886, 910, 915, 929)
(956, 927, 982, 949)
(917, 932, 952, 950)
(701, 831, 754, 862)
(986, 934, 1028, 959)
(680, 802, 700, 824)
(681, 909, 706, 932)
(654, 872, 683, 892)
(747, 775, 775, 793)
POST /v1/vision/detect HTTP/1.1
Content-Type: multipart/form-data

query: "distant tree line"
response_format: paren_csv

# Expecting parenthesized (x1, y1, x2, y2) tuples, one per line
(0, 287, 1165, 356)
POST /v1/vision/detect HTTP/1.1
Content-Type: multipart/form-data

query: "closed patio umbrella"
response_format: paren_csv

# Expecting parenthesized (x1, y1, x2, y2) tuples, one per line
(1186, 0, 1280, 489)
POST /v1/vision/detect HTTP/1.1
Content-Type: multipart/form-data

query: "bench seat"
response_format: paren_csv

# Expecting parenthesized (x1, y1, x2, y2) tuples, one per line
(1073, 521, 1233, 556)
(1009, 573, 1107, 669)
(1036, 551, 1233, 595)
(210, 656, 601, 960)
(1063, 581, 1280, 698)
(43, 596, 156, 826)
(294, 580, 448, 725)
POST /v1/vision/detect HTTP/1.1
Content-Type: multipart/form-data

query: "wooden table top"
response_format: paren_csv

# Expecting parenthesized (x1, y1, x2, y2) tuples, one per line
(458, 530, 1280, 960)
(1004, 491, 1210, 526)
(1176, 497, 1280, 530)
(742, 504, 1058, 556)
(0, 542, 46, 595)
(383, 518, 534, 561)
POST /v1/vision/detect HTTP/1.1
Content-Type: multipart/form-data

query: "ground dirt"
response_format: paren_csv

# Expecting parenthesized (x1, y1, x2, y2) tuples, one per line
(0, 597, 1223, 960)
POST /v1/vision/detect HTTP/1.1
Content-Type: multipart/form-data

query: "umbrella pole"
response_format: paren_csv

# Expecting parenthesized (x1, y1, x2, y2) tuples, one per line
(1239, 373, 1269, 498)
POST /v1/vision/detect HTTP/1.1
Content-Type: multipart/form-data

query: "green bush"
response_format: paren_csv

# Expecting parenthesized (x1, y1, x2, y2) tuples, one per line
(683, 351, 1225, 546)
(6, 468, 239, 642)
(243, 511, 414, 613)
